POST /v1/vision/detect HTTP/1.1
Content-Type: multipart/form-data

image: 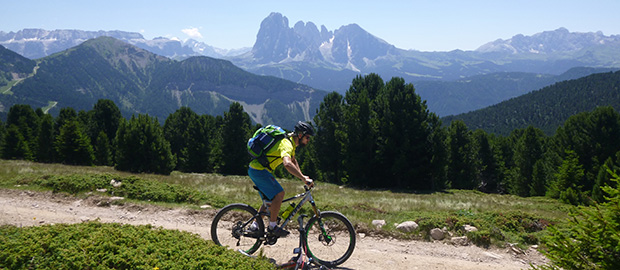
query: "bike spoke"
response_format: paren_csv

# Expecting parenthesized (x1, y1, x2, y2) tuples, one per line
(211, 204, 263, 254)
(304, 212, 356, 267)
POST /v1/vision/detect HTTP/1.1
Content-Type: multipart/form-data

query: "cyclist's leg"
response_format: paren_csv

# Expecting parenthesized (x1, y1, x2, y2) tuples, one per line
(269, 191, 284, 224)
(248, 168, 284, 227)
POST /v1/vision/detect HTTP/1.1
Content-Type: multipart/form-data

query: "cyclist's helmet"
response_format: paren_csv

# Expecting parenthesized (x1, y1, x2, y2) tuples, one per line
(294, 121, 314, 136)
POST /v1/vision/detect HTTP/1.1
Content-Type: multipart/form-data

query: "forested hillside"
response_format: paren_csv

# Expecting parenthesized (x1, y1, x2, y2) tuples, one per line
(2, 73, 619, 208)
(443, 71, 620, 135)
(0, 37, 325, 128)
(415, 67, 619, 116)
(0, 45, 35, 96)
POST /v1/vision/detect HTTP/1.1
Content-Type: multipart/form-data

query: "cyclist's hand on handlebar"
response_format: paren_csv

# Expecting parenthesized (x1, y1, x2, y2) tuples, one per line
(303, 176, 314, 188)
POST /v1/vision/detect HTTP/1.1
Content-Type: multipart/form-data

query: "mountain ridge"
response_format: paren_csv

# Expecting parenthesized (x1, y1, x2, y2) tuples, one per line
(0, 28, 249, 60)
(0, 36, 325, 127)
(3, 13, 620, 117)
(442, 70, 620, 135)
(476, 27, 620, 54)
(417, 66, 619, 116)
(230, 13, 620, 93)
(0, 44, 36, 90)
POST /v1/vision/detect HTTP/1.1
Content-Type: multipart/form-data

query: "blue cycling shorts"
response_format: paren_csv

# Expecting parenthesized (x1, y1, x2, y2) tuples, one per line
(248, 167, 283, 201)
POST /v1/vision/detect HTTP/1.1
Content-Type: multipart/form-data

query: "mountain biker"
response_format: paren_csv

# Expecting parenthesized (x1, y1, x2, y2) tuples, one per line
(248, 121, 315, 237)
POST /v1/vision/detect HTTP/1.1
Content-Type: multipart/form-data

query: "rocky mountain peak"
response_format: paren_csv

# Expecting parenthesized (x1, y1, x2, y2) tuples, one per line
(0, 28, 228, 60)
(247, 13, 394, 69)
(293, 21, 323, 45)
(476, 27, 620, 54)
(252, 12, 297, 62)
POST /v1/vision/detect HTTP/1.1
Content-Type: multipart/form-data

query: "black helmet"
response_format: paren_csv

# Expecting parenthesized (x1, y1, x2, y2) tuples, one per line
(294, 121, 314, 136)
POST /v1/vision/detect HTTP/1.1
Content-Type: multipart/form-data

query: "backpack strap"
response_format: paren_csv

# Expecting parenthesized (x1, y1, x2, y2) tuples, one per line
(263, 136, 293, 171)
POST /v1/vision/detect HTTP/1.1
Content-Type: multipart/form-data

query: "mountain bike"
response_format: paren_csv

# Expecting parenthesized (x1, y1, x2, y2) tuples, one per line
(210, 186, 356, 268)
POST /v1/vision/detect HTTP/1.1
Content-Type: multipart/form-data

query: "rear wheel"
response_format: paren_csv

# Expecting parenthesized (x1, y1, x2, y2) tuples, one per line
(210, 203, 264, 254)
(303, 211, 356, 267)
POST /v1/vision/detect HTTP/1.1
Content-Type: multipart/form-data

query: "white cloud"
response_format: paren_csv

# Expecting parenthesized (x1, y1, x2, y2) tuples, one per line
(182, 27, 203, 39)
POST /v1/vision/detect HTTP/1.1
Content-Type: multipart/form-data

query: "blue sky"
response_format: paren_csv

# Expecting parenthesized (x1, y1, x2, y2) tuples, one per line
(3, 0, 620, 52)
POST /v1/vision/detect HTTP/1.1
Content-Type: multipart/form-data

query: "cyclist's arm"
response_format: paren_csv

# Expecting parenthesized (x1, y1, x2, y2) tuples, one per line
(283, 156, 313, 186)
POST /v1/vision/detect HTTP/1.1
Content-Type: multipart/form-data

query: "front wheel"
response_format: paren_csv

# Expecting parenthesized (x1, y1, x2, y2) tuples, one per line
(211, 203, 264, 255)
(303, 211, 356, 267)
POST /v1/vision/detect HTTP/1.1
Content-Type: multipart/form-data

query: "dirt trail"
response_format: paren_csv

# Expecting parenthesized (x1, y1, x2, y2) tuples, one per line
(0, 189, 548, 270)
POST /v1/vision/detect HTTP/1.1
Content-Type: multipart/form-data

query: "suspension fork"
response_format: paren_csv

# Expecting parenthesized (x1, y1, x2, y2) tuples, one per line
(309, 199, 320, 218)
(308, 200, 333, 243)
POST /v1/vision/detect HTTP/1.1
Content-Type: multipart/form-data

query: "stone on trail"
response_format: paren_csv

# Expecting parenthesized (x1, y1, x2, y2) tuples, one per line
(395, 221, 418, 232)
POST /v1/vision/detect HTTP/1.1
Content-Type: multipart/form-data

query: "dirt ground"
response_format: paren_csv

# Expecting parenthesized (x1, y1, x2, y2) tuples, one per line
(0, 188, 549, 270)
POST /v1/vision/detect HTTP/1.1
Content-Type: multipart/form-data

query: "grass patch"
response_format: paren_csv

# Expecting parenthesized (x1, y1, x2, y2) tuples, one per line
(42, 101, 58, 113)
(0, 80, 18, 95)
(0, 160, 573, 248)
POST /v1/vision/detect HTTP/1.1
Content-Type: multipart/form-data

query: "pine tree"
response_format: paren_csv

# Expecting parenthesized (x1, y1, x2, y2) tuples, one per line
(183, 114, 215, 173)
(530, 159, 549, 196)
(164, 107, 199, 172)
(6, 104, 39, 158)
(55, 120, 94, 166)
(55, 107, 78, 134)
(209, 115, 225, 172)
(1, 124, 32, 160)
(0, 119, 5, 157)
(36, 113, 55, 163)
(219, 103, 251, 175)
(88, 99, 121, 162)
(555, 107, 620, 196)
(313, 91, 345, 183)
(549, 150, 586, 205)
(342, 74, 381, 187)
(473, 130, 501, 193)
(447, 120, 478, 189)
(429, 116, 449, 190)
(115, 114, 175, 175)
(94, 131, 112, 166)
(535, 168, 620, 270)
(510, 126, 546, 196)
(592, 153, 620, 202)
(90, 100, 121, 140)
(374, 77, 434, 189)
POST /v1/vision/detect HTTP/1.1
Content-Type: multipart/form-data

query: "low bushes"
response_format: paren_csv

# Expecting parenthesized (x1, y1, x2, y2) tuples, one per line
(26, 173, 210, 205)
(0, 222, 274, 269)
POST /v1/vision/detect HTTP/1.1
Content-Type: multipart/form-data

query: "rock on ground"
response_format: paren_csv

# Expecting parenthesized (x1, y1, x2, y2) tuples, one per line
(0, 188, 549, 270)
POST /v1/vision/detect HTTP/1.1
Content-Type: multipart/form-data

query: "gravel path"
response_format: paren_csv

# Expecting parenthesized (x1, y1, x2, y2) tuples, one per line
(0, 188, 548, 270)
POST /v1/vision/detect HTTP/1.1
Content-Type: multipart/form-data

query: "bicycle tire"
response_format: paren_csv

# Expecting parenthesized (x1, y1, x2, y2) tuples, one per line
(211, 203, 264, 254)
(302, 211, 356, 267)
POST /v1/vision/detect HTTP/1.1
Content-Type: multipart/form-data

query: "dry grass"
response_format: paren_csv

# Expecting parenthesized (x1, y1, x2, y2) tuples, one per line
(0, 159, 572, 245)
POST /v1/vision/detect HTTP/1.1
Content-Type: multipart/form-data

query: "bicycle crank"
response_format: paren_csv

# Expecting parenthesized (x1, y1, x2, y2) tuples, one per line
(264, 234, 279, 245)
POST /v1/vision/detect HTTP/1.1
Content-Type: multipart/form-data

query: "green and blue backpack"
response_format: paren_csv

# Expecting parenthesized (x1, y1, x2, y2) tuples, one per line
(247, 125, 287, 170)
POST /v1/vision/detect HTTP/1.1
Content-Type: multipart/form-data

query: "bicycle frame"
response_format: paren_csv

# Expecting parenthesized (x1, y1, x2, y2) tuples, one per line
(213, 186, 355, 268)
(260, 187, 320, 228)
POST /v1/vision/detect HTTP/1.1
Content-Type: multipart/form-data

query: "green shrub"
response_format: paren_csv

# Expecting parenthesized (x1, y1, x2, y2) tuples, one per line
(534, 169, 620, 270)
(467, 229, 492, 247)
(0, 222, 274, 270)
(32, 174, 109, 194)
(30, 173, 208, 204)
(415, 215, 448, 239)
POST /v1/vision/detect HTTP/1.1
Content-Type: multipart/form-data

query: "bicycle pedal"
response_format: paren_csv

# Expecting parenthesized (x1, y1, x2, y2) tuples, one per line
(264, 235, 278, 245)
